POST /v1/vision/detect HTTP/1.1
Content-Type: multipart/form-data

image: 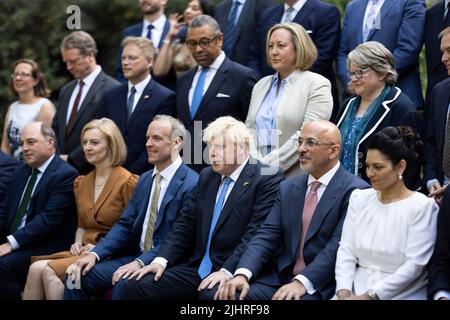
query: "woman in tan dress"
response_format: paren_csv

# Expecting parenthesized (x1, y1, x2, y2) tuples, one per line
(22, 118, 138, 300)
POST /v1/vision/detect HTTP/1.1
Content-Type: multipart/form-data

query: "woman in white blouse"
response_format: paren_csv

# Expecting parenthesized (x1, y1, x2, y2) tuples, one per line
(335, 126, 438, 300)
(245, 22, 332, 177)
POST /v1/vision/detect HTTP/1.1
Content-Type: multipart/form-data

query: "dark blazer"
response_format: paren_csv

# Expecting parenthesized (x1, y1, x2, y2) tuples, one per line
(337, 87, 424, 190)
(337, 0, 425, 108)
(92, 163, 198, 265)
(157, 161, 284, 274)
(177, 57, 257, 172)
(424, 78, 450, 186)
(99, 79, 176, 175)
(114, 19, 176, 90)
(237, 166, 369, 300)
(428, 189, 450, 299)
(247, 0, 340, 118)
(0, 151, 18, 204)
(214, 0, 276, 66)
(425, 1, 449, 108)
(52, 70, 119, 174)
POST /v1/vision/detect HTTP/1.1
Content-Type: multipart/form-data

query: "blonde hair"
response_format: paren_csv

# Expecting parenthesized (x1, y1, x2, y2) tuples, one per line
(266, 22, 317, 71)
(203, 116, 252, 149)
(81, 118, 127, 166)
(121, 36, 156, 62)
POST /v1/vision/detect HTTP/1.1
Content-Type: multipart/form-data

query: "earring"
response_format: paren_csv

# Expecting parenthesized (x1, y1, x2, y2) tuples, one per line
(398, 173, 403, 180)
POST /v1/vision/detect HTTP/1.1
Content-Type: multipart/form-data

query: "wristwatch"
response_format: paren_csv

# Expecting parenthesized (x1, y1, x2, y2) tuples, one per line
(366, 289, 379, 300)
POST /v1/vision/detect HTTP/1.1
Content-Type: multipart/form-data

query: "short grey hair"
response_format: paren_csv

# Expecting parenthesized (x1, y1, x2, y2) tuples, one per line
(189, 15, 221, 35)
(122, 36, 156, 62)
(439, 26, 450, 39)
(60, 31, 98, 56)
(40, 123, 57, 142)
(203, 116, 252, 149)
(153, 115, 187, 146)
(347, 41, 398, 85)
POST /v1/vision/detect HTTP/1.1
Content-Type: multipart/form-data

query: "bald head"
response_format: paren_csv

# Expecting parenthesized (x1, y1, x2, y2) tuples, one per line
(303, 120, 341, 146)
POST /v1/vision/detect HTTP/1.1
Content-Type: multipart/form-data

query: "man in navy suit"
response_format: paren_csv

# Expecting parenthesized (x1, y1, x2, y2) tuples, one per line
(53, 31, 119, 175)
(214, 0, 276, 66)
(0, 122, 78, 300)
(119, 116, 284, 300)
(0, 151, 18, 204)
(63, 116, 198, 300)
(217, 120, 368, 300)
(177, 15, 257, 173)
(247, 0, 340, 120)
(114, 0, 176, 89)
(99, 37, 176, 175)
(337, 0, 425, 109)
(424, 27, 450, 199)
(425, 0, 450, 108)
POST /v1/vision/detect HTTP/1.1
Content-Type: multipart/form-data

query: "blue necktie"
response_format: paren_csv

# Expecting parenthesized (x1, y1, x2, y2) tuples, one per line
(127, 86, 136, 119)
(146, 24, 154, 40)
(223, 1, 241, 57)
(198, 177, 233, 279)
(190, 67, 209, 118)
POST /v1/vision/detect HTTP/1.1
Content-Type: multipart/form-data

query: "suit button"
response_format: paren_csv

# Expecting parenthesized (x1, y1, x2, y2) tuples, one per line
(357, 163, 363, 169)
(358, 152, 363, 158)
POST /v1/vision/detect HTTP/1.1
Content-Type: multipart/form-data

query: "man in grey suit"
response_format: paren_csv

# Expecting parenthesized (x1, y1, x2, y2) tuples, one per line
(52, 31, 119, 174)
(217, 120, 369, 300)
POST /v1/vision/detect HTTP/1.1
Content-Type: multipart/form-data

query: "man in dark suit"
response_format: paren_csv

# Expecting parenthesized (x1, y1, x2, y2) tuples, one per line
(217, 120, 369, 300)
(0, 151, 18, 204)
(247, 0, 340, 120)
(119, 116, 284, 300)
(114, 0, 176, 89)
(99, 37, 176, 175)
(428, 189, 450, 300)
(424, 27, 450, 199)
(337, 0, 425, 109)
(425, 0, 450, 108)
(53, 31, 119, 174)
(214, 0, 276, 66)
(63, 116, 198, 300)
(0, 122, 78, 300)
(178, 15, 257, 173)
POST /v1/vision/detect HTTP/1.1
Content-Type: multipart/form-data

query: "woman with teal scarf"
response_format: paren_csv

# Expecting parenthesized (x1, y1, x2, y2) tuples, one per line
(336, 42, 423, 190)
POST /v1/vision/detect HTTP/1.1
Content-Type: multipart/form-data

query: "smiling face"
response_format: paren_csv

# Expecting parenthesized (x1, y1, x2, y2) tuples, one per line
(365, 149, 405, 192)
(184, 0, 203, 24)
(268, 28, 297, 79)
(145, 119, 180, 171)
(139, 0, 166, 15)
(11, 62, 38, 96)
(82, 128, 110, 167)
(349, 62, 386, 99)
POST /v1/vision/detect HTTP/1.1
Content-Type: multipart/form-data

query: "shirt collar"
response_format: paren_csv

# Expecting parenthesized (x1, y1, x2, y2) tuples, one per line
(234, 0, 246, 6)
(200, 51, 226, 72)
(153, 156, 183, 182)
(35, 154, 55, 175)
(128, 74, 151, 94)
(143, 14, 167, 31)
(307, 161, 340, 188)
(284, 0, 307, 13)
(80, 65, 101, 87)
(221, 156, 249, 183)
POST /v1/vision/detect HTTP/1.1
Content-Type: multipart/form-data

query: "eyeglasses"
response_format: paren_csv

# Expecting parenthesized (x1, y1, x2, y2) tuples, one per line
(294, 137, 335, 148)
(348, 68, 370, 80)
(11, 72, 33, 79)
(186, 35, 219, 50)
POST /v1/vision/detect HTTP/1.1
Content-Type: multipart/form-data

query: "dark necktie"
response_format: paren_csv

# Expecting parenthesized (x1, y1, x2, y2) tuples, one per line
(147, 24, 154, 40)
(442, 104, 450, 178)
(223, 1, 241, 57)
(9, 169, 39, 233)
(444, 2, 450, 28)
(293, 180, 321, 275)
(127, 86, 137, 119)
(66, 80, 84, 136)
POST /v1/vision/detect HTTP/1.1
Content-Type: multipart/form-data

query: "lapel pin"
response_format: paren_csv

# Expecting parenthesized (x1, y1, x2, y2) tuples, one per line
(243, 181, 250, 187)
(143, 95, 150, 99)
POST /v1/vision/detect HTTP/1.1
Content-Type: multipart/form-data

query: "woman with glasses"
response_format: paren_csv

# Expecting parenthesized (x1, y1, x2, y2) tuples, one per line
(153, 0, 215, 78)
(245, 22, 333, 177)
(1, 59, 55, 161)
(336, 42, 423, 190)
(334, 126, 438, 300)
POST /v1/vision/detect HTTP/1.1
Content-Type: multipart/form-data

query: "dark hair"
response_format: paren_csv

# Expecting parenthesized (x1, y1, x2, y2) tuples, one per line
(199, 0, 215, 16)
(9, 59, 51, 99)
(367, 126, 423, 187)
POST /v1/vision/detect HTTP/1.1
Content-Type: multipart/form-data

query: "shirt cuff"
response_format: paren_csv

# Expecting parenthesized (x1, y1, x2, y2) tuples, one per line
(434, 290, 450, 300)
(90, 252, 100, 262)
(135, 258, 145, 268)
(152, 257, 168, 268)
(220, 268, 233, 278)
(294, 274, 316, 295)
(426, 179, 440, 190)
(6, 235, 19, 250)
(234, 268, 253, 281)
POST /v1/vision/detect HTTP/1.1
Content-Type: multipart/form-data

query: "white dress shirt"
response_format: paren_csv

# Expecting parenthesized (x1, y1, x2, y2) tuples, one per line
(141, 14, 167, 48)
(281, 0, 307, 22)
(127, 74, 152, 114)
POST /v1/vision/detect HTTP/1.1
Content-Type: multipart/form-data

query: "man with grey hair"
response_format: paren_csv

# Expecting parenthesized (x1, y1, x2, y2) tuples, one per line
(64, 115, 198, 300)
(53, 31, 119, 174)
(0, 122, 78, 300)
(177, 15, 257, 173)
(98, 36, 176, 175)
(119, 116, 283, 300)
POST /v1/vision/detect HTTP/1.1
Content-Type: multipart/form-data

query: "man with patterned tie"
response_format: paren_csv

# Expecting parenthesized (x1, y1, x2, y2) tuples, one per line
(424, 27, 450, 201)
(119, 116, 283, 300)
(0, 122, 78, 300)
(177, 15, 256, 173)
(217, 120, 368, 300)
(53, 31, 119, 175)
(98, 37, 176, 175)
(63, 116, 198, 300)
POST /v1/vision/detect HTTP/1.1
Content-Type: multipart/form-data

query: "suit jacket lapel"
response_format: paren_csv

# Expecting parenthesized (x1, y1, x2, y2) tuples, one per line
(135, 171, 153, 229)
(368, 0, 394, 41)
(159, 20, 171, 49)
(293, 0, 313, 23)
(32, 157, 58, 199)
(234, 0, 252, 41)
(290, 175, 308, 257)
(127, 80, 154, 127)
(202, 174, 222, 241)
(8, 166, 32, 226)
(181, 69, 197, 124)
(355, 0, 368, 43)
(59, 81, 77, 138)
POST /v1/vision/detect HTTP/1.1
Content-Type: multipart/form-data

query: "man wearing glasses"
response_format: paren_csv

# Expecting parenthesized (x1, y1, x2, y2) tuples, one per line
(176, 14, 257, 173)
(217, 120, 368, 300)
